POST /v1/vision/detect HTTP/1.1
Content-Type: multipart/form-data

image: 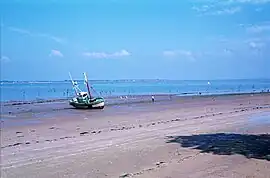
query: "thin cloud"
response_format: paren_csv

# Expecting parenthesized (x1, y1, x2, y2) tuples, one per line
(192, 4, 241, 16)
(163, 50, 196, 61)
(222, 48, 235, 56)
(209, 6, 241, 15)
(192, 0, 270, 16)
(248, 41, 265, 48)
(7, 26, 66, 44)
(210, 35, 270, 57)
(246, 22, 270, 33)
(196, 0, 270, 5)
(226, 0, 270, 4)
(0, 56, 10, 63)
(49, 50, 64, 58)
(192, 4, 214, 13)
(245, 37, 268, 51)
(82, 49, 131, 59)
(255, 7, 263, 12)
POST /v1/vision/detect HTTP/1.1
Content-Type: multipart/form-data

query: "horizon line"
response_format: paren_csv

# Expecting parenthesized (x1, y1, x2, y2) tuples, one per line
(1, 78, 270, 83)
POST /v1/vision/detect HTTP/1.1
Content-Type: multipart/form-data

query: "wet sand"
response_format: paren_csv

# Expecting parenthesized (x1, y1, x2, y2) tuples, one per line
(1, 93, 270, 178)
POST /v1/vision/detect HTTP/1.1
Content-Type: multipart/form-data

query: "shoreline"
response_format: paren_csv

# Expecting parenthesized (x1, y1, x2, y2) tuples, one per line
(1, 92, 269, 116)
(1, 92, 270, 128)
(1, 90, 269, 106)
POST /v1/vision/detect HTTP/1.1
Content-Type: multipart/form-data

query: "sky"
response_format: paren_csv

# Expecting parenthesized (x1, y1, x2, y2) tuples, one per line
(0, 0, 270, 81)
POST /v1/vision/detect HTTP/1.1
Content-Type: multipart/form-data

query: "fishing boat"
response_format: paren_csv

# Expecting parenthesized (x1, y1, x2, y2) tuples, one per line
(69, 72, 105, 109)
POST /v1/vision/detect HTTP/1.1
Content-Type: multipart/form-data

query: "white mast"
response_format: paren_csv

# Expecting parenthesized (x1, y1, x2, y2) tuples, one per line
(69, 72, 81, 95)
(83, 72, 92, 99)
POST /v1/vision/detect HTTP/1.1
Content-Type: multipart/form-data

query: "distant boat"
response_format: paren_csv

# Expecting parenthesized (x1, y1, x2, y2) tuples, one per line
(68, 72, 105, 109)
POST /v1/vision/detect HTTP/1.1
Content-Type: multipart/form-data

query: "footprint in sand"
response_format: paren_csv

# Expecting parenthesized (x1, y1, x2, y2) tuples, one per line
(155, 161, 165, 166)
(67, 136, 73, 139)
(16, 131, 24, 137)
(11, 142, 23, 147)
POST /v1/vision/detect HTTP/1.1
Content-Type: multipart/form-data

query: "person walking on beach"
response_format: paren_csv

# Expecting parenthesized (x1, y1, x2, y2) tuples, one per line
(151, 95, 155, 102)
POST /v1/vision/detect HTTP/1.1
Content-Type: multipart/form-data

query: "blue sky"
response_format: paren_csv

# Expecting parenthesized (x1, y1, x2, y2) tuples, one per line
(1, 0, 270, 81)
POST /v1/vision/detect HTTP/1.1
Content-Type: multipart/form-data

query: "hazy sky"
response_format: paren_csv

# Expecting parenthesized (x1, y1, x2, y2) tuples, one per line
(1, 0, 270, 81)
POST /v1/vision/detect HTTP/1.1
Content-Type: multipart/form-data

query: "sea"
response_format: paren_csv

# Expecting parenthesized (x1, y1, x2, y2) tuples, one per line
(1, 79, 270, 102)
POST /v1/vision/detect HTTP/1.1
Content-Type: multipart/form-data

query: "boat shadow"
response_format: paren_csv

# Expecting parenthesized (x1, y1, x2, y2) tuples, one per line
(166, 133, 270, 161)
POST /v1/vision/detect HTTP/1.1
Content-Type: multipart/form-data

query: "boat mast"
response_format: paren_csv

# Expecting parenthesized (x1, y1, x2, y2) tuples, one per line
(83, 72, 92, 99)
(69, 72, 81, 95)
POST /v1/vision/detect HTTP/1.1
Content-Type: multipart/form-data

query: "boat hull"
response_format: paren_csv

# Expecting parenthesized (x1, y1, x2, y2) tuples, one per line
(91, 101, 105, 108)
(69, 97, 105, 109)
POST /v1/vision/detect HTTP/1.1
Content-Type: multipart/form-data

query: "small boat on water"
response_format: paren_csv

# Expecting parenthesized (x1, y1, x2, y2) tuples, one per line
(69, 72, 105, 109)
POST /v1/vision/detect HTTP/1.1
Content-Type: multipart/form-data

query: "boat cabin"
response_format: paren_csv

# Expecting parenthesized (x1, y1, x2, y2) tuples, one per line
(77, 92, 89, 98)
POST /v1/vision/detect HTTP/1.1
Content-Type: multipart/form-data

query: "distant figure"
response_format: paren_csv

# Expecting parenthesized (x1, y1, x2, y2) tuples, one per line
(151, 95, 155, 102)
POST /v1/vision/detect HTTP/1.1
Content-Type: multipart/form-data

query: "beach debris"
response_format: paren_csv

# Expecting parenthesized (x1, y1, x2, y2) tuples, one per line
(171, 118, 180, 122)
(119, 173, 132, 178)
(49, 126, 56, 130)
(80, 131, 89, 136)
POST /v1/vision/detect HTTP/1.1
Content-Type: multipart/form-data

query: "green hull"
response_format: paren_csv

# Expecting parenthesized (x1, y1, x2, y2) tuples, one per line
(69, 97, 105, 109)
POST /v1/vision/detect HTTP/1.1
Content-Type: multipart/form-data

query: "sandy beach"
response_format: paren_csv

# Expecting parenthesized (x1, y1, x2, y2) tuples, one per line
(1, 93, 270, 178)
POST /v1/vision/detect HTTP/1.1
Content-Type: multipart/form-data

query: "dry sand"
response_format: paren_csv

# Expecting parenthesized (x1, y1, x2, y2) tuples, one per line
(1, 93, 270, 178)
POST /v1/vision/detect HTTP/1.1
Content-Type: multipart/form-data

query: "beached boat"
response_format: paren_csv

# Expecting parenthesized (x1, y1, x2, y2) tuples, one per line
(68, 72, 105, 109)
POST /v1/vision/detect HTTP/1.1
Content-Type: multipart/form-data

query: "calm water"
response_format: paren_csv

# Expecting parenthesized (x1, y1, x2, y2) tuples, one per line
(1, 79, 270, 102)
